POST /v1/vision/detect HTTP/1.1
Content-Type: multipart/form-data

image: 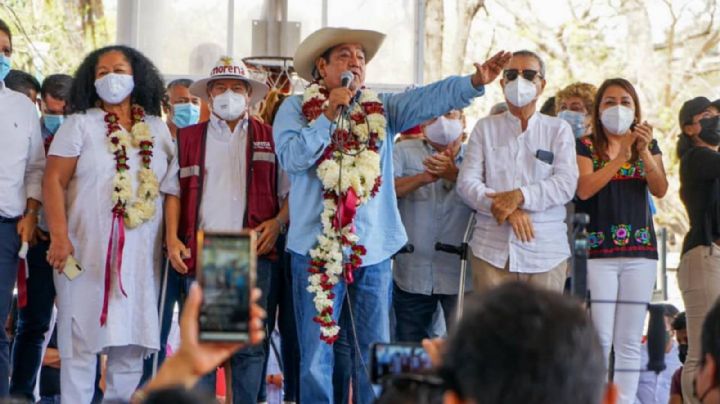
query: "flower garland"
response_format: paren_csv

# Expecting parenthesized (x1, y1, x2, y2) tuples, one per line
(301, 81, 387, 343)
(105, 106, 159, 227)
(100, 106, 159, 326)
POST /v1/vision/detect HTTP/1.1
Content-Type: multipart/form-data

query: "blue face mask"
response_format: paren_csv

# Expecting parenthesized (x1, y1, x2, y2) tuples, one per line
(172, 103, 201, 128)
(43, 114, 64, 135)
(0, 55, 11, 81)
(558, 110, 588, 138)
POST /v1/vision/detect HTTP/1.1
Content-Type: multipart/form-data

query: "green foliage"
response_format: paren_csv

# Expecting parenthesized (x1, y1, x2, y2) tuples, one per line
(0, 0, 115, 79)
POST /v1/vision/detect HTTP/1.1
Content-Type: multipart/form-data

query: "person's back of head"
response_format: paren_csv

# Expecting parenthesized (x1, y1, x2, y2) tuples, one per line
(695, 298, 720, 403)
(41, 74, 73, 102)
(440, 282, 608, 404)
(4, 69, 40, 101)
(140, 386, 216, 404)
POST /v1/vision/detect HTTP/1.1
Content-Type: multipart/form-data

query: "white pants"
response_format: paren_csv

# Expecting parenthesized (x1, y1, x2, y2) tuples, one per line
(60, 324, 145, 404)
(587, 257, 657, 404)
(678, 245, 720, 404)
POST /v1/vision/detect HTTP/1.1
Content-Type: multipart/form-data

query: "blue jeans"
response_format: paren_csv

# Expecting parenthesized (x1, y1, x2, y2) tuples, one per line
(258, 238, 299, 402)
(196, 258, 272, 403)
(10, 237, 56, 400)
(333, 304, 353, 404)
(140, 259, 193, 386)
(0, 220, 20, 396)
(392, 282, 457, 342)
(291, 252, 391, 404)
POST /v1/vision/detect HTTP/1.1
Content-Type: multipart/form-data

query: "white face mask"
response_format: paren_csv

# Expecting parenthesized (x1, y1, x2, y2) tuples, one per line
(601, 105, 635, 135)
(212, 90, 247, 121)
(504, 77, 537, 107)
(94, 73, 134, 105)
(424, 116, 463, 146)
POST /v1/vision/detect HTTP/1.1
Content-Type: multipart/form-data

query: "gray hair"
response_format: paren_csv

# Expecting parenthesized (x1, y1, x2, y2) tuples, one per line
(513, 50, 545, 78)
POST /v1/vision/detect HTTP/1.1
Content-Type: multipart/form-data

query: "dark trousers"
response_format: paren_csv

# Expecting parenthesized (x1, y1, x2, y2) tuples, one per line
(392, 282, 457, 342)
(258, 237, 299, 402)
(10, 237, 56, 399)
(0, 220, 20, 396)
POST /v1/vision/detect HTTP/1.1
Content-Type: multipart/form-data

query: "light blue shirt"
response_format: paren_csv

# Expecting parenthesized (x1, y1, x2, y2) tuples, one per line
(635, 341, 682, 404)
(273, 75, 484, 265)
(393, 140, 473, 295)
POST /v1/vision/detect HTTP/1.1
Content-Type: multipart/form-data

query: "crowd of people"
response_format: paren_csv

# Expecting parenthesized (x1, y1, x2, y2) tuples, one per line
(1, 15, 720, 404)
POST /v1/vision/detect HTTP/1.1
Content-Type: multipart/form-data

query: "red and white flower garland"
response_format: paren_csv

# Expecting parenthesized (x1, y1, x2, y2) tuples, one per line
(301, 81, 387, 343)
(101, 106, 159, 326)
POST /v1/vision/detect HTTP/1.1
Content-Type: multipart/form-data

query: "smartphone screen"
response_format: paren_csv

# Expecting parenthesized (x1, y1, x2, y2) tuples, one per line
(370, 342, 433, 383)
(197, 232, 256, 342)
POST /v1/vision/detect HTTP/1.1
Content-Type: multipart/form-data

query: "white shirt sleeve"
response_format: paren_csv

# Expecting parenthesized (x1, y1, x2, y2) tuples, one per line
(24, 113, 45, 202)
(519, 122, 578, 212)
(48, 114, 84, 158)
(159, 121, 180, 198)
(457, 121, 495, 215)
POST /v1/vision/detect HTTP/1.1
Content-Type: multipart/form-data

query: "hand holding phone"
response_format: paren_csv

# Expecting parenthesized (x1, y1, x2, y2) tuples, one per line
(196, 230, 257, 343)
(63, 255, 83, 281)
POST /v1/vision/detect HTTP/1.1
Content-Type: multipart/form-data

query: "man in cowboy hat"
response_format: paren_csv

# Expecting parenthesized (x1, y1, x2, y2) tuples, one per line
(273, 26, 511, 403)
(160, 56, 289, 403)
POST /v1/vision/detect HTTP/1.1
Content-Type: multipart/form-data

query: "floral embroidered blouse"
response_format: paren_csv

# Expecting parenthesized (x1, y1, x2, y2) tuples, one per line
(575, 135, 660, 260)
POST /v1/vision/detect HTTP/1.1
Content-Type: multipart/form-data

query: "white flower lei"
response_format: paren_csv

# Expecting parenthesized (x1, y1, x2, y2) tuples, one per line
(301, 81, 387, 343)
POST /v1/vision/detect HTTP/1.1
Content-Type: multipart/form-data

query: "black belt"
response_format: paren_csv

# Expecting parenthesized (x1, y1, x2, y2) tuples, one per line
(0, 216, 20, 223)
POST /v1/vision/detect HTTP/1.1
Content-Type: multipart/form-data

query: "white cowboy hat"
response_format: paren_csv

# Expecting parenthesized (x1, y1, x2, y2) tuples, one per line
(293, 27, 386, 82)
(189, 56, 269, 105)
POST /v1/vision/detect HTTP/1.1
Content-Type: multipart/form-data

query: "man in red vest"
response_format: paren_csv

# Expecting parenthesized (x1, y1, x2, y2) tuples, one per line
(160, 56, 289, 403)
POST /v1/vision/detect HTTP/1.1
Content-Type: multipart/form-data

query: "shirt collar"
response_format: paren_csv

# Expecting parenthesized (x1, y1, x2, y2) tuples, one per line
(504, 109, 540, 132)
(209, 112, 248, 135)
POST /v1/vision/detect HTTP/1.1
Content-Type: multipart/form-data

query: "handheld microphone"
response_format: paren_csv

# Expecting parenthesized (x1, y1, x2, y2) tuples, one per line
(646, 303, 667, 374)
(340, 71, 354, 88)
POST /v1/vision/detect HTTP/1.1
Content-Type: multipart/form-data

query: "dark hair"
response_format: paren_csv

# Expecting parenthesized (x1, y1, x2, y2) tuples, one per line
(0, 18, 12, 48)
(662, 303, 680, 319)
(312, 46, 336, 81)
(375, 374, 444, 404)
(701, 298, 720, 385)
(672, 311, 686, 331)
(591, 78, 642, 162)
(677, 133, 694, 159)
(540, 96, 556, 116)
(141, 386, 216, 404)
(69, 45, 165, 116)
(41, 74, 73, 102)
(4, 69, 40, 99)
(162, 78, 194, 110)
(441, 282, 606, 404)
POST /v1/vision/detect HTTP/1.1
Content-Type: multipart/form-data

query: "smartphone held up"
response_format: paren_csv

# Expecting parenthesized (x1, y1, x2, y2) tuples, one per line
(196, 230, 257, 343)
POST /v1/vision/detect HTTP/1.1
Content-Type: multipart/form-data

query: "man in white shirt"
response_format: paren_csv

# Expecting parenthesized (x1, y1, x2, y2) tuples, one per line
(0, 19, 46, 397)
(457, 50, 578, 293)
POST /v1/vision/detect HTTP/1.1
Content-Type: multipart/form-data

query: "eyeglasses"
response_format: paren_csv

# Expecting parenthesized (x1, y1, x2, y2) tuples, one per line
(503, 69, 543, 82)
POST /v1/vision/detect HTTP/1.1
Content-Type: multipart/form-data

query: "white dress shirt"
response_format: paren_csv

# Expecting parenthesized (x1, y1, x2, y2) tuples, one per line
(0, 81, 45, 218)
(161, 114, 289, 233)
(457, 111, 578, 273)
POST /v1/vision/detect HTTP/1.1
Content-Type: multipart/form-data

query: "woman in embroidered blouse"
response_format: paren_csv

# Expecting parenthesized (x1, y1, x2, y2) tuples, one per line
(575, 78, 668, 404)
(42, 46, 174, 403)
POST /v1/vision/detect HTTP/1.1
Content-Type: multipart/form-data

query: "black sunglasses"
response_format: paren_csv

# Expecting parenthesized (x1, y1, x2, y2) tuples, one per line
(503, 69, 543, 82)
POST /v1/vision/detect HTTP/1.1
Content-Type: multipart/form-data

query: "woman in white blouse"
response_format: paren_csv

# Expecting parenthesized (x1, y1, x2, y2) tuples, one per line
(43, 46, 174, 402)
